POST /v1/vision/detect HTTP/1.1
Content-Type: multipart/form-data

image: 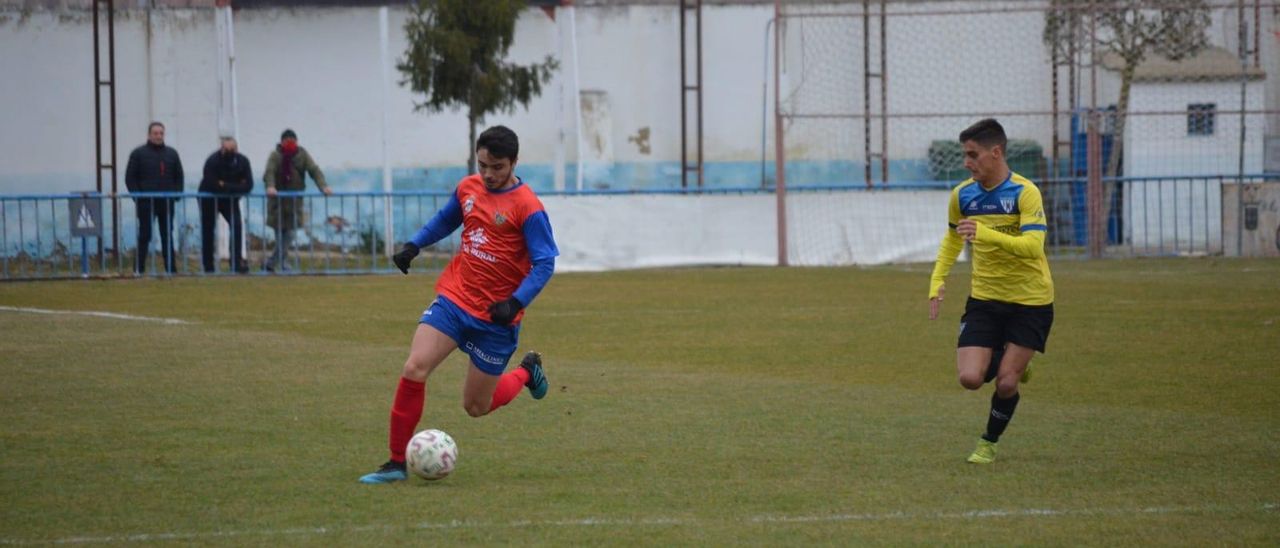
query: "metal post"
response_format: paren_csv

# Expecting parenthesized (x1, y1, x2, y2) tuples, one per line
(878, 0, 887, 185)
(554, 7, 567, 192)
(380, 7, 394, 259)
(569, 6, 583, 192)
(1051, 35, 1059, 181)
(761, 18, 773, 189)
(92, 0, 120, 267)
(680, 2, 688, 189)
(108, 0, 117, 266)
(1158, 180, 1165, 254)
(696, 0, 703, 188)
(1087, 113, 1102, 258)
(93, 1, 101, 197)
(1088, 0, 1098, 257)
(774, 0, 788, 266)
(679, 0, 704, 189)
(81, 237, 90, 278)
(1253, 0, 1260, 68)
(862, 0, 872, 187)
(1236, 0, 1248, 256)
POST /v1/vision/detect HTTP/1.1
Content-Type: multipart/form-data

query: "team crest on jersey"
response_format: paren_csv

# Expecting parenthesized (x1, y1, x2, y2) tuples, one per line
(461, 227, 498, 263)
(465, 227, 489, 247)
(494, 212, 507, 226)
(463, 195, 476, 214)
(1000, 197, 1015, 213)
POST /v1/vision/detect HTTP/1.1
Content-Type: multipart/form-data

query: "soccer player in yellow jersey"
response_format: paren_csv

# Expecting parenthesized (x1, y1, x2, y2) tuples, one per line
(928, 118, 1054, 465)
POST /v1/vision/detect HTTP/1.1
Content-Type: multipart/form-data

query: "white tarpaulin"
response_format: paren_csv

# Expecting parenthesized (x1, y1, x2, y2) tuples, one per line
(542, 189, 952, 272)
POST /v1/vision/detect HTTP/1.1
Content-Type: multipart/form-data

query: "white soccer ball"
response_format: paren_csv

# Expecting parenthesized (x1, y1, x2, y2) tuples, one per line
(405, 429, 458, 480)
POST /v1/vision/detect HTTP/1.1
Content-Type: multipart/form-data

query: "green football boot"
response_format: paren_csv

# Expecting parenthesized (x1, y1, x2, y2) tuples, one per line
(966, 439, 997, 464)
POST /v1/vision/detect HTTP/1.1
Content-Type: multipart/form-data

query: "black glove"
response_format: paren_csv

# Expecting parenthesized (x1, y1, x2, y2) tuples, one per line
(487, 297, 524, 325)
(392, 242, 420, 274)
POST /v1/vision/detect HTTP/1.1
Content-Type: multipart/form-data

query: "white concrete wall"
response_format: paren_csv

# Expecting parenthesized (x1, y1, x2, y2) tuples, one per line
(0, 9, 223, 192)
(0, 4, 779, 193)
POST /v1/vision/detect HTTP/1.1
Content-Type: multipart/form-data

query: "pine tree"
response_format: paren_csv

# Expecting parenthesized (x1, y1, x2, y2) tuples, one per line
(398, 0, 559, 171)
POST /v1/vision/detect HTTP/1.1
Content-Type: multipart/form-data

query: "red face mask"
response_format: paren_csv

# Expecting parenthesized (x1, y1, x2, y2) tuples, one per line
(281, 140, 298, 154)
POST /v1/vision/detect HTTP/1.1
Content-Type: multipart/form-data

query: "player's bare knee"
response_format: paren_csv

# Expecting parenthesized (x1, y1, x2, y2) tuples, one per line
(463, 400, 489, 418)
(958, 374, 983, 390)
(996, 380, 1019, 399)
(401, 358, 429, 381)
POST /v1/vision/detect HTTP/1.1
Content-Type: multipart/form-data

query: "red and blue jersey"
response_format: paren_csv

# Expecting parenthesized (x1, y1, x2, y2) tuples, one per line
(409, 174, 558, 323)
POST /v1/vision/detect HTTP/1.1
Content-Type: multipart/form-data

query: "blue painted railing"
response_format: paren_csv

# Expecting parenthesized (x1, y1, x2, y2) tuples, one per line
(1, 174, 1272, 279)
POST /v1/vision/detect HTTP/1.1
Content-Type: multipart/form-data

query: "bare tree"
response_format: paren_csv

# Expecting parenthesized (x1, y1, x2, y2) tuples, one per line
(1044, 0, 1211, 178)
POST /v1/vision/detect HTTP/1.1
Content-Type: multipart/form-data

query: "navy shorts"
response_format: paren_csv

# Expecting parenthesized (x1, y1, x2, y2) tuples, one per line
(420, 295, 520, 376)
(958, 297, 1054, 353)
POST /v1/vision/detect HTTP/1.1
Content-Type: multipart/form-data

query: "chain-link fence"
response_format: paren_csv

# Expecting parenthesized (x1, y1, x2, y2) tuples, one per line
(774, 0, 1276, 258)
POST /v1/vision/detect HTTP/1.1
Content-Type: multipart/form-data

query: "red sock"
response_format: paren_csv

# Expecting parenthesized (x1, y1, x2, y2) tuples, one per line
(488, 367, 530, 413)
(388, 377, 426, 462)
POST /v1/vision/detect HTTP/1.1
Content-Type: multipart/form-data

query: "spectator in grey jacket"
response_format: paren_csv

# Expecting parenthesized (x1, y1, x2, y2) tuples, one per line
(199, 136, 253, 274)
(125, 122, 184, 274)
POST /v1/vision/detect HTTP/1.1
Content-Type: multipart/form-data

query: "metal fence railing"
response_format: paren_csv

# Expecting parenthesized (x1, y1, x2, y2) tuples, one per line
(1, 176, 1273, 280)
(1039, 174, 1275, 258)
(0, 191, 454, 280)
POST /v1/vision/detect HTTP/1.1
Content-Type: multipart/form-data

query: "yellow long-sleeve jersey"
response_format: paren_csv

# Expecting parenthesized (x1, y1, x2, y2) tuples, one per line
(929, 172, 1054, 306)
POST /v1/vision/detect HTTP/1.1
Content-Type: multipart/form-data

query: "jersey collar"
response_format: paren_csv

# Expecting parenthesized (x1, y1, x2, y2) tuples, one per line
(486, 175, 524, 194)
(976, 171, 1011, 192)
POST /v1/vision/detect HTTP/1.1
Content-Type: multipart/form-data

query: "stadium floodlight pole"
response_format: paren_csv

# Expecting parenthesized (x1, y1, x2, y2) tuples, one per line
(773, 0, 788, 266)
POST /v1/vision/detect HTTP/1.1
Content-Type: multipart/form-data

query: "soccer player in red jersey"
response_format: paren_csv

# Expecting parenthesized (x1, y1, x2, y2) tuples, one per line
(360, 126, 559, 484)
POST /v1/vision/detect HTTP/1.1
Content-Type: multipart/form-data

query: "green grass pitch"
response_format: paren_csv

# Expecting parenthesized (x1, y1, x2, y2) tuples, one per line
(1, 258, 1277, 545)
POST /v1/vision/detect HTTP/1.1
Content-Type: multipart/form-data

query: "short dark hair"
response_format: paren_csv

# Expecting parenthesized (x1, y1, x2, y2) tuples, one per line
(476, 125, 519, 160)
(959, 118, 1007, 152)
(148, 121, 165, 132)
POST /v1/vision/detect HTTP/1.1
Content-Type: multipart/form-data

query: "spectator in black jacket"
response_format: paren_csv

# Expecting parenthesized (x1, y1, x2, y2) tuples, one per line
(125, 122, 185, 274)
(199, 136, 254, 274)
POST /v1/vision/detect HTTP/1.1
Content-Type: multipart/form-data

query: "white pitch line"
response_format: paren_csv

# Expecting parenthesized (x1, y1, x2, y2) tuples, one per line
(1, 502, 1273, 545)
(0, 306, 190, 325)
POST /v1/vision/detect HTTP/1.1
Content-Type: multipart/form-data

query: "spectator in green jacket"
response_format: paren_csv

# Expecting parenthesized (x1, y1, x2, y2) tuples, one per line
(263, 129, 331, 272)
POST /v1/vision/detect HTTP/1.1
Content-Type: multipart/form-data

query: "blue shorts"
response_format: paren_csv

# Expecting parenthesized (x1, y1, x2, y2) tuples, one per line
(420, 295, 520, 376)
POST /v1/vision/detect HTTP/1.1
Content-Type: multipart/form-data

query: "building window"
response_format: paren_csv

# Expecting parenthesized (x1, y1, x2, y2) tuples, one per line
(1187, 103, 1215, 136)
